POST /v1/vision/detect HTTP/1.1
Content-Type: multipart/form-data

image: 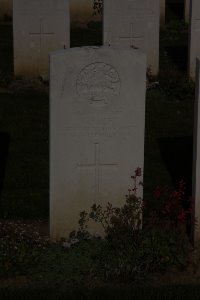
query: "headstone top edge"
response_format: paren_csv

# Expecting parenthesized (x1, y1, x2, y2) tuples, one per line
(49, 46, 146, 60)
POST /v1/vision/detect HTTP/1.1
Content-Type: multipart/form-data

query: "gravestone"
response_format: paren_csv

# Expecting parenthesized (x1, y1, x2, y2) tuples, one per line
(103, 0, 159, 75)
(50, 46, 146, 239)
(188, 0, 200, 79)
(192, 57, 200, 244)
(13, 0, 69, 79)
(0, 0, 12, 20)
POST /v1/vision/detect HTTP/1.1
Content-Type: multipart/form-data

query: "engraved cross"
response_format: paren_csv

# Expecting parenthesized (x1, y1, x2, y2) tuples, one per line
(119, 23, 143, 49)
(29, 18, 54, 54)
(77, 143, 118, 201)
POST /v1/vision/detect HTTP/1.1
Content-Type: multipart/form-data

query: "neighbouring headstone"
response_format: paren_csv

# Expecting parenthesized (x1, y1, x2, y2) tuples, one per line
(0, 0, 12, 20)
(188, 0, 200, 79)
(160, 0, 166, 26)
(50, 46, 146, 239)
(13, 0, 69, 79)
(192, 57, 200, 244)
(103, 0, 159, 75)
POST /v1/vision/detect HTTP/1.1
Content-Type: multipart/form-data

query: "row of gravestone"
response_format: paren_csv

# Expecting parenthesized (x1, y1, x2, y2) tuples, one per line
(4, 0, 200, 80)
(12, 0, 159, 79)
(0, 0, 190, 24)
(49, 46, 200, 246)
(2, 0, 200, 244)
(46, 1, 200, 243)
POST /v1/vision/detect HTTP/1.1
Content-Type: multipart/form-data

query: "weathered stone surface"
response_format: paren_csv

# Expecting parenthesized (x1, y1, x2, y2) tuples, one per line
(192, 57, 200, 244)
(13, 0, 69, 79)
(50, 46, 146, 239)
(0, 0, 12, 20)
(188, 0, 200, 79)
(103, 0, 159, 75)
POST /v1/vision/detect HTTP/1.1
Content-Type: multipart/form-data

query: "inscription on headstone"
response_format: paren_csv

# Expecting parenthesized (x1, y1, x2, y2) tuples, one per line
(76, 62, 121, 105)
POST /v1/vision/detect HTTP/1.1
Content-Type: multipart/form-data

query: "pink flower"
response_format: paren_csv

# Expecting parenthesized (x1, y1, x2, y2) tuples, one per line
(135, 167, 142, 177)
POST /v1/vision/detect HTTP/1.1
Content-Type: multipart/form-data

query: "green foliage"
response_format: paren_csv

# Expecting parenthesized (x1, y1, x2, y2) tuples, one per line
(69, 171, 193, 282)
(0, 221, 49, 277)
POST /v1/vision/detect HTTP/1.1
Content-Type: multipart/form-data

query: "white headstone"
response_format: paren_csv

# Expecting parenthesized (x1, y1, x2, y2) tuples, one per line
(192, 57, 200, 244)
(0, 0, 12, 20)
(103, 0, 159, 76)
(50, 46, 146, 239)
(188, 0, 200, 80)
(13, 0, 69, 79)
(160, 0, 166, 26)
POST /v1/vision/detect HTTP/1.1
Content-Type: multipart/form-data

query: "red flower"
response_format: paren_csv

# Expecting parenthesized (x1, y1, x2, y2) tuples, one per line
(135, 167, 142, 177)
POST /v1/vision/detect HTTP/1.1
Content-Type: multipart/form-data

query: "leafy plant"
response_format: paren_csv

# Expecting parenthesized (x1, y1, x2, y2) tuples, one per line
(71, 168, 194, 281)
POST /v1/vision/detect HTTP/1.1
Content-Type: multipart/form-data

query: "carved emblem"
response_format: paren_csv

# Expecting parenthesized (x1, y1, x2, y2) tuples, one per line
(76, 62, 120, 105)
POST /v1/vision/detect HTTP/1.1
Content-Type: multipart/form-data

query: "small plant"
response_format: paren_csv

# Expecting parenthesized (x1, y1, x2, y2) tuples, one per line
(71, 168, 194, 281)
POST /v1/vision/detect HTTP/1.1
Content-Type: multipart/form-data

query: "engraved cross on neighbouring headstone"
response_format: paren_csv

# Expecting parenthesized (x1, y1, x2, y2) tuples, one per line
(29, 18, 54, 55)
(119, 23, 143, 49)
(77, 143, 118, 201)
